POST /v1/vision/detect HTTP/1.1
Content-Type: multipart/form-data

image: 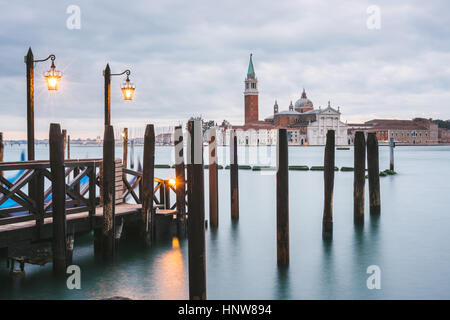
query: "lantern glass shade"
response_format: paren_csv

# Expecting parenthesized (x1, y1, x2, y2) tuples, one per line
(121, 78, 135, 100)
(44, 65, 62, 91)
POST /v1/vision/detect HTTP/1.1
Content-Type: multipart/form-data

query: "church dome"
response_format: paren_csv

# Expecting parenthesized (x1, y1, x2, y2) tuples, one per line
(294, 88, 313, 112)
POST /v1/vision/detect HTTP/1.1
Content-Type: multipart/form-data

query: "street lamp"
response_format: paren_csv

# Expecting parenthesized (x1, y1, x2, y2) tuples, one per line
(44, 58, 62, 91)
(103, 64, 135, 126)
(25, 47, 62, 161)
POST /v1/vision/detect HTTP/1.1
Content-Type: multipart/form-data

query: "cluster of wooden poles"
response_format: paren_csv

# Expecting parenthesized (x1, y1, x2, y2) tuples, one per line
(0, 124, 381, 299)
(321, 130, 381, 241)
(186, 126, 382, 300)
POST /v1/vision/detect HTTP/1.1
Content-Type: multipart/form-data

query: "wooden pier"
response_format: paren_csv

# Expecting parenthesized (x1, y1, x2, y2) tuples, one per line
(0, 154, 181, 270)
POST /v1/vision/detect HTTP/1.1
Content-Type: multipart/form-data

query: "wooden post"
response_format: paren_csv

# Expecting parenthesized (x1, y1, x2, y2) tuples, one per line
(49, 123, 67, 275)
(73, 165, 80, 207)
(164, 181, 171, 209)
(102, 125, 115, 259)
(354, 131, 365, 224)
(367, 133, 381, 215)
(174, 126, 187, 235)
(277, 129, 289, 266)
(209, 127, 219, 228)
(142, 124, 155, 247)
(187, 119, 206, 300)
(88, 165, 96, 223)
(62, 129, 67, 159)
(130, 139, 135, 169)
(230, 130, 239, 220)
(159, 181, 166, 206)
(104, 64, 111, 126)
(67, 135, 70, 159)
(322, 130, 335, 239)
(123, 128, 128, 170)
(25, 48, 35, 161)
(25, 49, 36, 212)
(186, 123, 193, 218)
(389, 137, 395, 171)
(35, 169, 44, 239)
(0, 133, 3, 181)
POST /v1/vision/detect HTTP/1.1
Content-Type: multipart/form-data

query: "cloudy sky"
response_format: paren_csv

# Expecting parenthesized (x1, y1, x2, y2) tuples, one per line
(0, 0, 449, 139)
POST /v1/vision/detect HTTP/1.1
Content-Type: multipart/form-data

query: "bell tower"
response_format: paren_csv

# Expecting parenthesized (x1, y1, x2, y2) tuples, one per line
(244, 54, 259, 125)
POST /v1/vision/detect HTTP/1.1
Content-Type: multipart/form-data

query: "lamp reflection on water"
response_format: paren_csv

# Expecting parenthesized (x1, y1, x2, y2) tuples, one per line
(154, 236, 187, 299)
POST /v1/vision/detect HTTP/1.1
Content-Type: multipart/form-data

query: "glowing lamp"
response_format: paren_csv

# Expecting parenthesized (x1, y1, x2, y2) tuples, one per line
(121, 75, 135, 100)
(168, 178, 176, 187)
(44, 61, 62, 90)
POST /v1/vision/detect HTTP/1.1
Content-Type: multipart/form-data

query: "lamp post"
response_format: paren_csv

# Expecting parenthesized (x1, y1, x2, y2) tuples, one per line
(103, 64, 135, 126)
(25, 47, 62, 161)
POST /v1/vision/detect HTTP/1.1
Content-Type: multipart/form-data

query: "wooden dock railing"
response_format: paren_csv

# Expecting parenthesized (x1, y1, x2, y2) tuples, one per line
(0, 159, 180, 228)
(122, 167, 177, 210)
(0, 159, 101, 227)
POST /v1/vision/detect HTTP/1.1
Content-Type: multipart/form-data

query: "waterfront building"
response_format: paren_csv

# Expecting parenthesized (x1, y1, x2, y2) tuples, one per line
(438, 128, 450, 143)
(220, 54, 349, 146)
(348, 119, 439, 145)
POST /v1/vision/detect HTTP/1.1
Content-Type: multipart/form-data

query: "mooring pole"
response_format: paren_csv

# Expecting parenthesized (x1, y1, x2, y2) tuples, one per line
(62, 129, 67, 159)
(174, 125, 187, 235)
(277, 129, 289, 266)
(67, 135, 70, 159)
(104, 64, 111, 126)
(322, 130, 335, 239)
(102, 125, 115, 259)
(186, 123, 193, 217)
(123, 128, 128, 170)
(49, 123, 67, 275)
(130, 139, 135, 169)
(25, 48, 35, 161)
(354, 131, 365, 224)
(142, 124, 155, 247)
(187, 119, 206, 300)
(389, 137, 395, 171)
(367, 133, 381, 215)
(230, 130, 239, 220)
(209, 127, 219, 228)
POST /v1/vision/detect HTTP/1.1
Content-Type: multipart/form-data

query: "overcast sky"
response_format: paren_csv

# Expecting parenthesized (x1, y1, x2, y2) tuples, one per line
(0, 0, 449, 139)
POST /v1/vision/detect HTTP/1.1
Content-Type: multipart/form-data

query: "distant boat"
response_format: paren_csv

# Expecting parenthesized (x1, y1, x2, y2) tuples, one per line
(337, 146, 350, 150)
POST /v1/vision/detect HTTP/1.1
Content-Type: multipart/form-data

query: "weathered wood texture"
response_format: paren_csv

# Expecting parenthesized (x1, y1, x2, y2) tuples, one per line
(26, 48, 35, 161)
(62, 129, 67, 159)
(123, 128, 128, 170)
(230, 130, 239, 220)
(174, 126, 187, 234)
(49, 123, 67, 275)
(209, 128, 219, 228)
(353, 131, 366, 224)
(187, 120, 207, 300)
(142, 124, 155, 247)
(67, 135, 70, 159)
(104, 64, 111, 126)
(322, 130, 335, 239)
(367, 133, 381, 215)
(277, 129, 289, 266)
(102, 125, 115, 259)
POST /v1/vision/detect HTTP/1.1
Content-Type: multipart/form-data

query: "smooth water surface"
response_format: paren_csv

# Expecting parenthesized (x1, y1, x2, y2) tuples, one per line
(0, 144, 449, 299)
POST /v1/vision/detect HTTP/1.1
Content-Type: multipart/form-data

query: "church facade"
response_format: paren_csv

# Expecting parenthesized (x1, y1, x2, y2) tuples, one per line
(218, 54, 349, 146)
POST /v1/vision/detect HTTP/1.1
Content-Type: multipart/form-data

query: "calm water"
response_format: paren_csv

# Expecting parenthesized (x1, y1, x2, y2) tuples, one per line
(1, 144, 449, 299)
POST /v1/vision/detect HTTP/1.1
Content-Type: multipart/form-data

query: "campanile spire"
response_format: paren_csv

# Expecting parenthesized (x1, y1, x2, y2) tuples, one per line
(244, 53, 259, 124)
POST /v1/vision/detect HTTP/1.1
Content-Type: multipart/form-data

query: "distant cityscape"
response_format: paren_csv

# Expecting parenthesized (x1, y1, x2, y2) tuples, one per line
(3, 54, 450, 147)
